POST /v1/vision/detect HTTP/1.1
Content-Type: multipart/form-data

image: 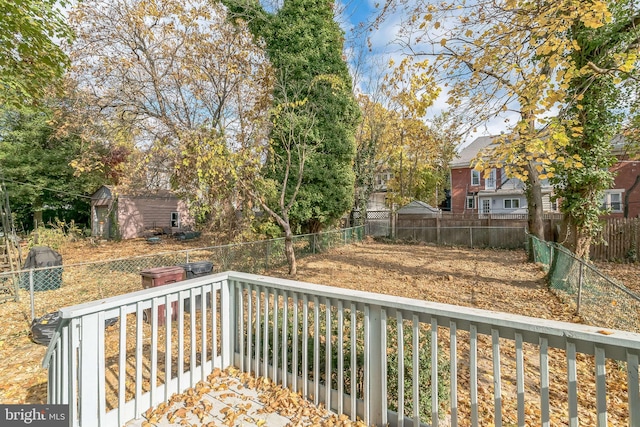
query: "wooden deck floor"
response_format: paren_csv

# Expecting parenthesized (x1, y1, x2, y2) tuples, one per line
(124, 367, 362, 427)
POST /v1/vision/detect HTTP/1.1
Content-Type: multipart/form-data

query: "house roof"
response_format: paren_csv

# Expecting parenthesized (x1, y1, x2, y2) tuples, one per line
(454, 134, 630, 168)
(397, 200, 440, 215)
(451, 136, 497, 168)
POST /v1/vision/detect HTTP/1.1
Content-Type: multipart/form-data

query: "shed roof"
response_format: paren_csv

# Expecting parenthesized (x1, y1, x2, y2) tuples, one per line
(90, 185, 179, 200)
(397, 200, 440, 215)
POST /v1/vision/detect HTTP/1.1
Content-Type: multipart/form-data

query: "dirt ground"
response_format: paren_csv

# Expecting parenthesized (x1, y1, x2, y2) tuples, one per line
(275, 241, 576, 322)
(0, 238, 635, 425)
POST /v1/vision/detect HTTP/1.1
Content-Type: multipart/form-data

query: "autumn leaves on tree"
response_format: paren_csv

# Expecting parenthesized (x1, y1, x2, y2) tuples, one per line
(384, 0, 640, 257)
(3, 0, 639, 268)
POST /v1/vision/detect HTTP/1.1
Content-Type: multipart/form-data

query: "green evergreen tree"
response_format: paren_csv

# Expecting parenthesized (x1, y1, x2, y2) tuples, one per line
(0, 107, 105, 230)
(224, 0, 360, 233)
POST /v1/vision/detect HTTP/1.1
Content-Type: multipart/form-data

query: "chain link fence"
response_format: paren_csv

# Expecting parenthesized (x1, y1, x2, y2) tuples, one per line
(528, 234, 640, 333)
(5, 226, 365, 321)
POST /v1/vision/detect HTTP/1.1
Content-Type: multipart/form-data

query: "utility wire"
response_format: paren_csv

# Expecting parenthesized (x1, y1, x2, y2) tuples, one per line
(1, 178, 93, 199)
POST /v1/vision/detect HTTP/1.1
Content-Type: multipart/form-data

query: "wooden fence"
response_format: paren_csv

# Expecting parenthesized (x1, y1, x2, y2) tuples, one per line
(367, 211, 639, 261)
(591, 217, 640, 262)
(396, 213, 563, 242)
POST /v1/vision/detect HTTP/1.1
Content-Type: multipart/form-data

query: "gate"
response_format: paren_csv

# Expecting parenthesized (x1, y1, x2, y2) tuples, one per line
(364, 210, 392, 237)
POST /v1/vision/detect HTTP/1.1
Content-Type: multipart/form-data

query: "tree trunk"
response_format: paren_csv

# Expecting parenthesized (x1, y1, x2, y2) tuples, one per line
(283, 226, 296, 275)
(574, 233, 592, 259)
(524, 162, 545, 239)
(559, 218, 592, 260)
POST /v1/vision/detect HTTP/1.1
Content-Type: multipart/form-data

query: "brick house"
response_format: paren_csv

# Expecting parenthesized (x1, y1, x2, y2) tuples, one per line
(450, 135, 640, 218)
(449, 136, 557, 215)
(607, 136, 640, 218)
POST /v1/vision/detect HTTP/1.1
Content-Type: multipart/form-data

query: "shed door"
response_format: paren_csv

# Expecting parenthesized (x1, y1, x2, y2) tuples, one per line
(95, 206, 110, 238)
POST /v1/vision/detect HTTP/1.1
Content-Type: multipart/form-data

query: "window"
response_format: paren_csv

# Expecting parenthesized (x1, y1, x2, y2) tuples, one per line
(602, 191, 623, 212)
(485, 169, 497, 190)
(500, 167, 508, 185)
(171, 212, 180, 228)
(466, 196, 476, 209)
(471, 170, 480, 186)
(375, 172, 392, 187)
(481, 199, 491, 214)
(611, 193, 622, 212)
(504, 199, 521, 209)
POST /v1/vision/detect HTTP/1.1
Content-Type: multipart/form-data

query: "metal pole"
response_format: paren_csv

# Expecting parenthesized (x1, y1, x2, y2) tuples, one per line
(265, 240, 270, 271)
(577, 262, 584, 314)
(29, 269, 35, 321)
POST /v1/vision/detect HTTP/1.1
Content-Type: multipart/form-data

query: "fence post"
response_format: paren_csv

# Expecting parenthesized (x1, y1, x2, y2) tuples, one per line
(186, 250, 190, 264)
(313, 234, 317, 255)
(577, 262, 584, 315)
(390, 212, 395, 239)
(29, 269, 35, 321)
(469, 227, 473, 248)
(265, 240, 270, 271)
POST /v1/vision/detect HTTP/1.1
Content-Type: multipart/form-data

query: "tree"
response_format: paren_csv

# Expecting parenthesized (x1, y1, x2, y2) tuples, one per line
(0, 106, 105, 230)
(223, 0, 361, 234)
(0, 0, 71, 106)
(68, 0, 273, 237)
(353, 93, 395, 220)
(376, 58, 449, 209)
(378, 0, 581, 238)
(240, 80, 319, 274)
(551, 1, 639, 257)
(379, 0, 639, 255)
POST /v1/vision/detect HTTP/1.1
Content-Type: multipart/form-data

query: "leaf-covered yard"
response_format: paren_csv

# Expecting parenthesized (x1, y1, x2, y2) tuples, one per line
(0, 240, 635, 425)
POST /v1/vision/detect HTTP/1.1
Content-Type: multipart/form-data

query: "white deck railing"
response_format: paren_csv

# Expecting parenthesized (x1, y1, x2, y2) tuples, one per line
(43, 271, 640, 427)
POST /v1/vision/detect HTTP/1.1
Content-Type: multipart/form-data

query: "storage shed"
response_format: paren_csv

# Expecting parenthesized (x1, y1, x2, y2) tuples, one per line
(90, 186, 192, 239)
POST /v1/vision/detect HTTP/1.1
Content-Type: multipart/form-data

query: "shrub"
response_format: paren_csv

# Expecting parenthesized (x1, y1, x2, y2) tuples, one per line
(27, 219, 83, 250)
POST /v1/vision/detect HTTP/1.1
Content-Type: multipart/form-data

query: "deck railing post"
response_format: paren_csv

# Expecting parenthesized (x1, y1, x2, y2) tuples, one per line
(364, 304, 384, 426)
(220, 279, 236, 368)
(79, 313, 101, 426)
